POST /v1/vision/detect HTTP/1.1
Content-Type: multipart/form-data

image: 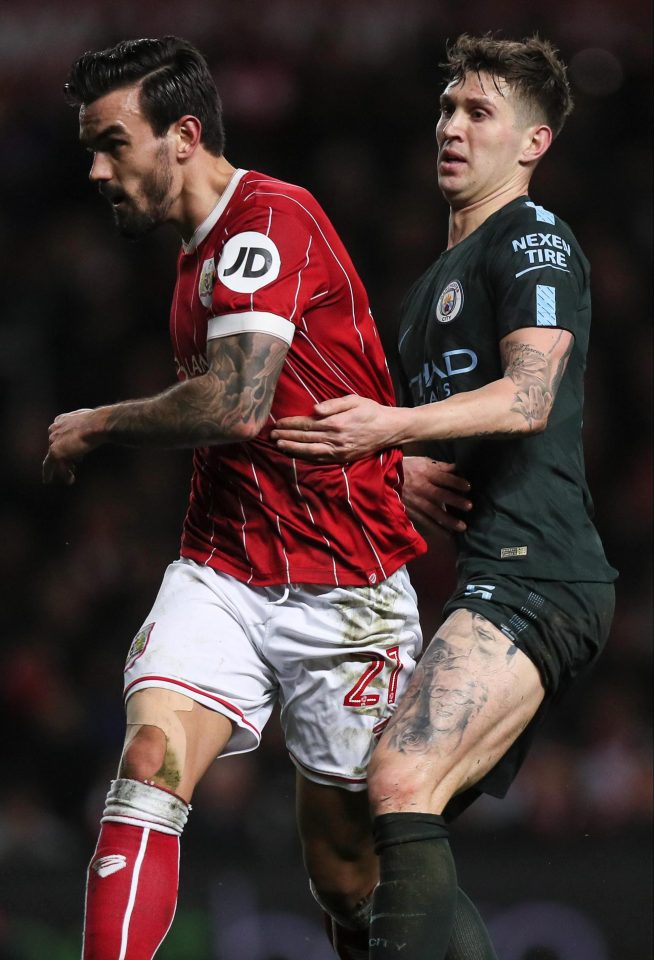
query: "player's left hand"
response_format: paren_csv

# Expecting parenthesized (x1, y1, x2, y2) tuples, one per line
(42, 408, 98, 485)
(272, 395, 405, 463)
(402, 456, 472, 534)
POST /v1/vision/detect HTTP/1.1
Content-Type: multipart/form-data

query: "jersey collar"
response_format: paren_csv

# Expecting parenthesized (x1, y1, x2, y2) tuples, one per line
(182, 168, 248, 254)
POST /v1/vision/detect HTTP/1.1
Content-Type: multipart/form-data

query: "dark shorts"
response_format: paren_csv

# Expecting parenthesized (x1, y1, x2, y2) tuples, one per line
(440, 573, 615, 821)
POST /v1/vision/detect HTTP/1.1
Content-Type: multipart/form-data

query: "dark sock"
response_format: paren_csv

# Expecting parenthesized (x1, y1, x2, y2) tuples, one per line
(322, 911, 368, 960)
(446, 888, 498, 960)
(370, 812, 457, 960)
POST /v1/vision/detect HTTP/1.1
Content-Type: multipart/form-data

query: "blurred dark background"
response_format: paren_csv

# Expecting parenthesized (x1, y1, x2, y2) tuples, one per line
(0, 2, 651, 958)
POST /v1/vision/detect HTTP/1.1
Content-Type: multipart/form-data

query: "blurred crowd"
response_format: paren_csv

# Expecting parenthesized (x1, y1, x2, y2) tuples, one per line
(0, 0, 651, 952)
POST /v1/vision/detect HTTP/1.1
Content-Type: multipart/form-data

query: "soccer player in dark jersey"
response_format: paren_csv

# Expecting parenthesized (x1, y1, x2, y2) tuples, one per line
(273, 34, 617, 959)
(42, 36, 437, 960)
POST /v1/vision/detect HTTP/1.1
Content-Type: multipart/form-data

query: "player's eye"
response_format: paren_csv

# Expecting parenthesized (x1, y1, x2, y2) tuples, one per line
(94, 140, 128, 157)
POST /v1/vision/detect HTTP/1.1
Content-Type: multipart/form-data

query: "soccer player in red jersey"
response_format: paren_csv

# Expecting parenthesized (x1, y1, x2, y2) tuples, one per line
(42, 36, 456, 960)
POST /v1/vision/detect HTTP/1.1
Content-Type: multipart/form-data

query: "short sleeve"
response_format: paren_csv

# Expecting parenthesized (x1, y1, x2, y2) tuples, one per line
(486, 202, 590, 340)
(206, 204, 323, 346)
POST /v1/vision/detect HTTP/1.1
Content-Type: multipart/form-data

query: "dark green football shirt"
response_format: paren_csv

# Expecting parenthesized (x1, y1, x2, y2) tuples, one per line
(397, 196, 617, 582)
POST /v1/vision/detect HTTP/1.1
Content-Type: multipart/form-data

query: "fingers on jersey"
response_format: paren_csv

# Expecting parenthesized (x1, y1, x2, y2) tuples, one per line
(120, 688, 235, 801)
(367, 608, 545, 815)
(401, 456, 472, 534)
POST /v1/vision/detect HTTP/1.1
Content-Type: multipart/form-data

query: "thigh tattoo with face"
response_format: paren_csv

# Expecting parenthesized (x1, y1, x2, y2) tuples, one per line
(383, 612, 520, 757)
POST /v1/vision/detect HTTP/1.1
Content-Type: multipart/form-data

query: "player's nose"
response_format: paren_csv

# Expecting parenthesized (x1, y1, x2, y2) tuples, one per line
(441, 117, 463, 140)
(88, 152, 113, 182)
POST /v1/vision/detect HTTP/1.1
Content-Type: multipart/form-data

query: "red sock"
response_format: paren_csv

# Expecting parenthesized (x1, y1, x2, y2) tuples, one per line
(83, 821, 180, 959)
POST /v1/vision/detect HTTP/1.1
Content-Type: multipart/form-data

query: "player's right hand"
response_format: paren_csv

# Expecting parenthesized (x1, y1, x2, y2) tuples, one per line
(42, 451, 78, 485)
(42, 407, 96, 485)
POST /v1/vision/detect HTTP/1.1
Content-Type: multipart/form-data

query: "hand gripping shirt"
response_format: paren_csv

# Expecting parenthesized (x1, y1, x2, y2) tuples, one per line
(397, 196, 617, 583)
(172, 169, 426, 586)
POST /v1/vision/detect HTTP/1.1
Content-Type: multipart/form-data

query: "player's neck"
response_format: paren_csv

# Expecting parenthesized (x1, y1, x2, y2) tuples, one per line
(173, 155, 238, 243)
(446, 183, 529, 249)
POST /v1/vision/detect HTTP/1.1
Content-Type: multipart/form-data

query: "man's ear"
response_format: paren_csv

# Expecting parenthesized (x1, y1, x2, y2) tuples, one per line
(173, 115, 202, 160)
(521, 124, 553, 165)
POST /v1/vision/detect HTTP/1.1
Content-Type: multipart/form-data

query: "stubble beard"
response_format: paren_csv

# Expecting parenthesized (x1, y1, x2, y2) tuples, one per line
(114, 145, 174, 240)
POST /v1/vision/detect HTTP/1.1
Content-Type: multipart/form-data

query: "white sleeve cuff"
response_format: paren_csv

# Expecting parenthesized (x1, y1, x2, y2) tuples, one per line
(207, 311, 296, 345)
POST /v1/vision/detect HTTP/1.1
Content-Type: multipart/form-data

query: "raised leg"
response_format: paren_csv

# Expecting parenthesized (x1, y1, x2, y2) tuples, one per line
(83, 689, 233, 959)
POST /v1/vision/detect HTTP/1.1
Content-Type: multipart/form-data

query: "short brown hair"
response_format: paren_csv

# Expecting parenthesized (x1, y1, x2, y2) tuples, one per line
(442, 33, 574, 137)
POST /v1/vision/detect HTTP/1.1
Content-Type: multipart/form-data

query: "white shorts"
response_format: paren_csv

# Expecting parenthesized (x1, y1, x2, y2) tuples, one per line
(124, 558, 422, 791)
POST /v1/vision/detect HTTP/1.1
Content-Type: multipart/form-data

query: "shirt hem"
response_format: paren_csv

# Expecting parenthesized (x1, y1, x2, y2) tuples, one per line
(456, 557, 619, 583)
(179, 540, 426, 587)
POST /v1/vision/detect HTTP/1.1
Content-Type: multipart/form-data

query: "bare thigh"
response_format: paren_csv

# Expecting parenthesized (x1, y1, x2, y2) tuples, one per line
(368, 608, 546, 815)
(296, 773, 377, 911)
(119, 688, 235, 803)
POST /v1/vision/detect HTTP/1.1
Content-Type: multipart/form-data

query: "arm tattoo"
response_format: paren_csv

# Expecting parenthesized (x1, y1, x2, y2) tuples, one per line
(501, 334, 573, 430)
(105, 332, 288, 447)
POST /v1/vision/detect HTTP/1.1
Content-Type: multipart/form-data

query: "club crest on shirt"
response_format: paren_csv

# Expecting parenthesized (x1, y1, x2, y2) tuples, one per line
(435, 280, 464, 323)
(125, 623, 154, 670)
(199, 257, 217, 308)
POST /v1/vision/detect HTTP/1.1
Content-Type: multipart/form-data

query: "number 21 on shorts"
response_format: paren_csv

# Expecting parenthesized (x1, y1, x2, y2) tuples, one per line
(343, 646, 402, 707)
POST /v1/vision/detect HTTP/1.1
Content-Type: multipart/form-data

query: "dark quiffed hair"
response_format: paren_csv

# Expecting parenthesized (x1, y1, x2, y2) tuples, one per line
(442, 33, 574, 138)
(64, 36, 225, 156)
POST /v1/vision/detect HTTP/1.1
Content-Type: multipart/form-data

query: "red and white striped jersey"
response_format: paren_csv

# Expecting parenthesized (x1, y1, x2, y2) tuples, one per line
(171, 169, 425, 585)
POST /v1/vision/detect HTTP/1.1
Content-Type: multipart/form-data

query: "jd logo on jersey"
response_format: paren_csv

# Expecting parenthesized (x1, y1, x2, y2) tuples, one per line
(217, 231, 281, 294)
(223, 247, 272, 278)
(436, 279, 464, 323)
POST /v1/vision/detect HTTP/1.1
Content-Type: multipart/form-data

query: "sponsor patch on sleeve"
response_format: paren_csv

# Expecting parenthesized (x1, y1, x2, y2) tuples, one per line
(511, 232, 571, 278)
(217, 231, 281, 294)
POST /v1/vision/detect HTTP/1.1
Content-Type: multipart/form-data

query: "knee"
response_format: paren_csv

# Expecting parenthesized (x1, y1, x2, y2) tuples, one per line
(120, 724, 167, 782)
(118, 688, 193, 793)
(310, 873, 373, 924)
(305, 839, 376, 916)
(312, 883, 359, 920)
(367, 748, 444, 815)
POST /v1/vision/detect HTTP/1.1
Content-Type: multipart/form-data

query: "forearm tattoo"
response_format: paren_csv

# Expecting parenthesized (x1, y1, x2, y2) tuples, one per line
(383, 613, 518, 756)
(105, 333, 288, 446)
(501, 333, 572, 430)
